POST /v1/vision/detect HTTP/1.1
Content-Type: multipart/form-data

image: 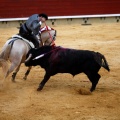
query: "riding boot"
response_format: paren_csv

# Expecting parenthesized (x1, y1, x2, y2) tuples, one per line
(30, 35, 40, 48)
(34, 41, 40, 48)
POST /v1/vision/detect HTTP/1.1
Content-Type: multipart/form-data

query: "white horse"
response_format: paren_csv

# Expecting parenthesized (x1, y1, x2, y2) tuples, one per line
(0, 26, 56, 81)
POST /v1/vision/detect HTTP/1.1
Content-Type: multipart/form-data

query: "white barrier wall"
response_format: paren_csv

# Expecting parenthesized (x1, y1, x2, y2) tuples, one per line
(0, 15, 120, 27)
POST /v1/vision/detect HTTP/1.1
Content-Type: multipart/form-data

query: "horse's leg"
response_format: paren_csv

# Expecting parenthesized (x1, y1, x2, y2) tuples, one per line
(23, 66, 32, 80)
(11, 63, 21, 82)
(5, 63, 16, 79)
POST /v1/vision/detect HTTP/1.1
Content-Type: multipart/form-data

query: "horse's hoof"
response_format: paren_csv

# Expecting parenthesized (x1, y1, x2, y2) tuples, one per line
(23, 77, 27, 80)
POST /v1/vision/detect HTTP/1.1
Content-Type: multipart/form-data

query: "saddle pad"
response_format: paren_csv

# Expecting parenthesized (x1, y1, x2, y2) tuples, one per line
(12, 34, 34, 48)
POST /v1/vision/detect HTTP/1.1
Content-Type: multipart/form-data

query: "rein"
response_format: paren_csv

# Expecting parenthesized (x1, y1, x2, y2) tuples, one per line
(33, 46, 61, 60)
(44, 22, 56, 46)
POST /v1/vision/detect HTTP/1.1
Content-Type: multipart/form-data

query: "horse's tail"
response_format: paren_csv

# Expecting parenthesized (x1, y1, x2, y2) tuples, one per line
(0, 59, 8, 75)
(94, 52, 110, 72)
(0, 43, 12, 60)
(0, 43, 12, 75)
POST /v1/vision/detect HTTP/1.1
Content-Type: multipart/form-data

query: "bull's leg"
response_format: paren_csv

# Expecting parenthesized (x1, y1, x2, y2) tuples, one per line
(37, 73, 50, 91)
(85, 71, 101, 92)
(90, 73, 100, 92)
(23, 66, 32, 80)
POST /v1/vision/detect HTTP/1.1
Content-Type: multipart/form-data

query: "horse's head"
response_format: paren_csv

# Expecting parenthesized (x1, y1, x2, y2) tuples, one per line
(41, 26, 57, 46)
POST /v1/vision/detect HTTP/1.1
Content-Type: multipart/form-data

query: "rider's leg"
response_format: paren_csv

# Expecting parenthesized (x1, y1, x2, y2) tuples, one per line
(19, 26, 41, 48)
(29, 34, 41, 48)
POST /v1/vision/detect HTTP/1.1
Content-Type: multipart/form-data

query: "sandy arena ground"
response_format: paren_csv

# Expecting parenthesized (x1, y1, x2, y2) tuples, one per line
(0, 22, 120, 120)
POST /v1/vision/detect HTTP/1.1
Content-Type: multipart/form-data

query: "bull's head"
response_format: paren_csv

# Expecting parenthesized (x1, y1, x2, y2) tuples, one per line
(25, 54, 32, 62)
(25, 46, 53, 67)
(25, 48, 37, 66)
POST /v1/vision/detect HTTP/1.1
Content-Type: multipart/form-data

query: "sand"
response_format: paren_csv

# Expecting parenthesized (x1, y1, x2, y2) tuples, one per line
(0, 22, 120, 120)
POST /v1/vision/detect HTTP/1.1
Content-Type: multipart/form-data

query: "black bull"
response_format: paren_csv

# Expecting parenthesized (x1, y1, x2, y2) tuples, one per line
(25, 46, 110, 92)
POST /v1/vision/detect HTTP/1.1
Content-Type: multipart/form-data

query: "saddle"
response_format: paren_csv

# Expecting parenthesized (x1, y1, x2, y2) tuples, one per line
(9, 34, 34, 48)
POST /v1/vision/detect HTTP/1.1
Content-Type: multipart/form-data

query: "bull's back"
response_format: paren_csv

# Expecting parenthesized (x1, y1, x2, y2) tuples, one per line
(50, 48, 98, 75)
(55, 49, 95, 64)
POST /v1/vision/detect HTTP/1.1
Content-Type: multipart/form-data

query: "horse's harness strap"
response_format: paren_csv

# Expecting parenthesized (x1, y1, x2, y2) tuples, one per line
(8, 38, 18, 44)
(8, 37, 32, 49)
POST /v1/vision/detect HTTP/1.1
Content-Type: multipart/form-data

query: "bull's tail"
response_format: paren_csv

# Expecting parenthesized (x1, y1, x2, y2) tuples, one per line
(0, 43, 12, 76)
(95, 52, 110, 71)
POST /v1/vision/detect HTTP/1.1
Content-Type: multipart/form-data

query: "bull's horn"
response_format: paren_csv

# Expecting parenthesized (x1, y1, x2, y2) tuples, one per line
(25, 54, 32, 62)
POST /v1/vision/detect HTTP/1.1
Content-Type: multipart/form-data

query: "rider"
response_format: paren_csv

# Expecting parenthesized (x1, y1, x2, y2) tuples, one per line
(19, 13, 48, 48)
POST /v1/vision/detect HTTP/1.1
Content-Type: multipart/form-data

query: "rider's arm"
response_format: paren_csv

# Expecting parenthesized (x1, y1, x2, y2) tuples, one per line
(31, 21, 42, 35)
(33, 21, 42, 30)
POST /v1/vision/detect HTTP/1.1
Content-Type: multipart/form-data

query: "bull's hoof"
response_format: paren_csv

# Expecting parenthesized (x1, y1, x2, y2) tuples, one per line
(11, 78, 16, 83)
(37, 87, 43, 91)
(90, 88, 95, 92)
